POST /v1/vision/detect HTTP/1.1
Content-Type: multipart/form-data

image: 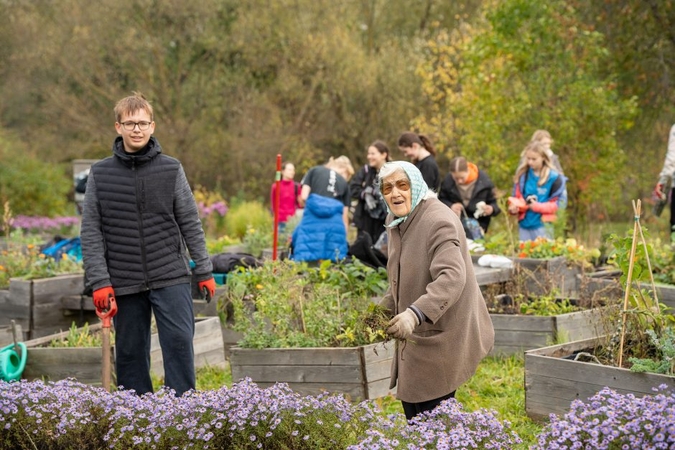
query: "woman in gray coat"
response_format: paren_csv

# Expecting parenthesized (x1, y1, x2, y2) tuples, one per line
(377, 161, 495, 420)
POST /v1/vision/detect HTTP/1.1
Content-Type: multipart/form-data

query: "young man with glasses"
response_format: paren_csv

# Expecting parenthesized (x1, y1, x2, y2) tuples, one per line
(81, 92, 215, 396)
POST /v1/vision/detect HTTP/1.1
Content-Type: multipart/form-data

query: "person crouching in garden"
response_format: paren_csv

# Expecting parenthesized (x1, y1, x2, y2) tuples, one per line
(438, 156, 501, 234)
(376, 160, 494, 420)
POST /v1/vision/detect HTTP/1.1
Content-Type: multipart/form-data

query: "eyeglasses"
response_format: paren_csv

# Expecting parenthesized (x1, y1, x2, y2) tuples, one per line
(381, 179, 411, 195)
(120, 121, 152, 131)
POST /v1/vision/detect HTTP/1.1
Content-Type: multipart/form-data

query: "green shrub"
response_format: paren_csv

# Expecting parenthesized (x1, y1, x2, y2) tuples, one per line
(0, 136, 71, 217)
(224, 201, 272, 240)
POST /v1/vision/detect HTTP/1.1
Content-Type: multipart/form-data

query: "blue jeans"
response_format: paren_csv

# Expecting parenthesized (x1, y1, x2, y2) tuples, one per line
(113, 283, 195, 396)
(519, 226, 551, 241)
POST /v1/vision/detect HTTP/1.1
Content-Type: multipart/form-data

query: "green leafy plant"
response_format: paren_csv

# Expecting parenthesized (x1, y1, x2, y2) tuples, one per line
(47, 322, 112, 348)
(589, 229, 675, 369)
(628, 327, 675, 375)
(224, 259, 390, 348)
(518, 294, 580, 316)
(242, 225, 272, 258)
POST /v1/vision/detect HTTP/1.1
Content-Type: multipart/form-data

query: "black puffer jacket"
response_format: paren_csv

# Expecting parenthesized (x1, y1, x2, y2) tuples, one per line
(81, 137, 212, 296)
(438, 170, 501, 232)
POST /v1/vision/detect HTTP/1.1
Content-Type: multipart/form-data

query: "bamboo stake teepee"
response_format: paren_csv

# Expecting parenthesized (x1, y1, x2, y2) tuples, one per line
(618, 199, 661, 367)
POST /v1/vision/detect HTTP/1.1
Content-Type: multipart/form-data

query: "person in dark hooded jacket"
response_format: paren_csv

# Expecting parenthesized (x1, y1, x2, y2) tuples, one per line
(81, 92, 214, 397)
(438, 156, 501, 234)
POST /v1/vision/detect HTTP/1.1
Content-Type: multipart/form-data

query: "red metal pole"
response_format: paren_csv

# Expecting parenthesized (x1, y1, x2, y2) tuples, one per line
(272, 154, 282, 261)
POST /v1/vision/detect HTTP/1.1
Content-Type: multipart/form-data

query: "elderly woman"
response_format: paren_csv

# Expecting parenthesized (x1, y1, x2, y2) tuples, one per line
(377, 161, 494, 420)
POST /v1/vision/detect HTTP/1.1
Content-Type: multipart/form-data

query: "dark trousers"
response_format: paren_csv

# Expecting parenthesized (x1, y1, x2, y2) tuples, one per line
(670, 188, 675, 234)
(113, 283, 195, 396)
(401, 390, 456, 421)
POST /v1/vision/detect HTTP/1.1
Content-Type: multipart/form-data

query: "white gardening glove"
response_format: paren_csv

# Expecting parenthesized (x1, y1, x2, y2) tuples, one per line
(386, 308, 419, 339)
(474, 201, 486, 219)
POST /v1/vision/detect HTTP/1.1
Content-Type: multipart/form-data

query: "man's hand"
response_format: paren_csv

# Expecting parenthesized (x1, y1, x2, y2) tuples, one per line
(654, 182, 666, 201)
(93, 286, 115, 311)
(199, 277, 216, 303)
(386, 308, 419, 339)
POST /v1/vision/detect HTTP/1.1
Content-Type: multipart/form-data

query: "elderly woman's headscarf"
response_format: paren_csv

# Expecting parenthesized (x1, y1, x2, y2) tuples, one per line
(379, 161, 431, 227)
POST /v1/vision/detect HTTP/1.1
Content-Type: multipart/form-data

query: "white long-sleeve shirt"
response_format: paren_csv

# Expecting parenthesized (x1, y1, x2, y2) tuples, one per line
(658, 124, 675, 180)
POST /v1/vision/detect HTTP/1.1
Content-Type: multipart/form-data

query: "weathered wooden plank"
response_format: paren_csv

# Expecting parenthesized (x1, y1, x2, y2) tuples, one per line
(363, 358, 393, 381)
(490, 314, 555, 332)
(491, 345, 526, 357)
(61, 295, 96, 311)
(0, 324, 22, 347)
(220, 326, 243, 359)
(524, 338, 675, 420)
(555, 309, 609, 342)
(513, 257, 582, 297)
(231, 364, 364, 384)
(8, 278, 32, 305)
(362, 341, 394, 365)
(490, 309, 607, 355)
(32, 274, 84, 305)
(526, 354, 675, 393)
(473, 265, 513, 286)
(32, 303, 85, 335)
(367, 378, 396, 399)
(230, 346, 364, 366)
(492, 330, 551, 347)
(23, 347, 113, 386)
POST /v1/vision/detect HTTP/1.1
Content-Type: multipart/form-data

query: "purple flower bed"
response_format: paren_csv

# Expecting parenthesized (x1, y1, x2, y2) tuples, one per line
(11, 215, 80, 233)
(198, 201, 228, 218)
(534, 385, 675, 449)
(1, 378, 520, 450)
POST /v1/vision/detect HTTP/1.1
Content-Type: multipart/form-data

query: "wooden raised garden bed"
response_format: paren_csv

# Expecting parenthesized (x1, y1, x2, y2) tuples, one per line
(0, 274, 98, 340)
(524, 337, 675, 421)
(583, 272, 675, 311)
(22, 325, 113, 386)
(513, 256, 582, 298)
(230, 341, 395, 401)
(22, 316, 225, 385)
(490, 308, 608, 356)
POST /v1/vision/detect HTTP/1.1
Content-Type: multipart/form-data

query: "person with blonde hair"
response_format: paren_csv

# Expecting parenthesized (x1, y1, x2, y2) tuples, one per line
(508, 141, 565, 241)
(522, 129, 567, 208)
(291, 155, 353, 262)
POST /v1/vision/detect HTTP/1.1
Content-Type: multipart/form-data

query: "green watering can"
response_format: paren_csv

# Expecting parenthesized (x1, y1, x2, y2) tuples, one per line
(0, 342, 27, 382)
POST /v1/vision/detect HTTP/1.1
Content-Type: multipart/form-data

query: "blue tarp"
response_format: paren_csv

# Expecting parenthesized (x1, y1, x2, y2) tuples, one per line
(41, 237, 82, 262)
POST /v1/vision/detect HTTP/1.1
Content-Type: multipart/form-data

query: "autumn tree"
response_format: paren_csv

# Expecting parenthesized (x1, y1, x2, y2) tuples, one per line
(413, 0, 638, 230)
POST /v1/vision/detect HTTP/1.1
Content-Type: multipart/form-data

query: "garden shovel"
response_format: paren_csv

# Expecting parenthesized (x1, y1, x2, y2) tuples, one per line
(95, 294, 117, 392)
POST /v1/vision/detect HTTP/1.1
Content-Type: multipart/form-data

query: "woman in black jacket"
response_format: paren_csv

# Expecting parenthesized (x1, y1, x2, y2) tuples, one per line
(438, 156, 501, 233)
(350, 140, 391, 242)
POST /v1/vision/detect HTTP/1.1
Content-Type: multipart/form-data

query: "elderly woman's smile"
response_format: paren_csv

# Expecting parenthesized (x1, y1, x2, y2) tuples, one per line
(382, 174, 412, 217)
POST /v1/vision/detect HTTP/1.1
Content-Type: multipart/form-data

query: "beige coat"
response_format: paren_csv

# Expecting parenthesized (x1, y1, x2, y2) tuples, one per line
(380, 198, 494, 403)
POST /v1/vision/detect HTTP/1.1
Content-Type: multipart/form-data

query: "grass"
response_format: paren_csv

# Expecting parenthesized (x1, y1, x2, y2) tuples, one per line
(153, 355, 544, 448)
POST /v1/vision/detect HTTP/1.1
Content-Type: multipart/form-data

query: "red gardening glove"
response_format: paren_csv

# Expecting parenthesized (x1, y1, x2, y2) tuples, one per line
(654, 183, 666, 201)
(93, 286, 115, 311)
(199, 277, 216, 303)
